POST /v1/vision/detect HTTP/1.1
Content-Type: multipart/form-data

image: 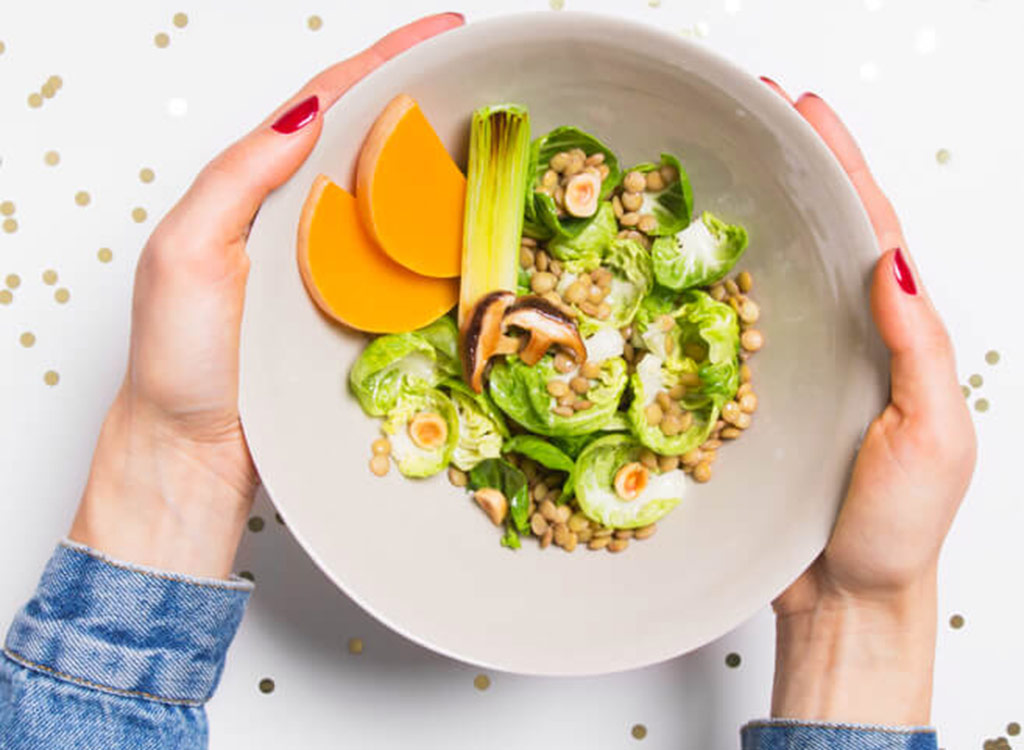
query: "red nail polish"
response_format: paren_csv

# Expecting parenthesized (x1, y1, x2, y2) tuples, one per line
(272, 95, 318, 134)
(893, 248, 917, 295)
(759, 76, 778, 87)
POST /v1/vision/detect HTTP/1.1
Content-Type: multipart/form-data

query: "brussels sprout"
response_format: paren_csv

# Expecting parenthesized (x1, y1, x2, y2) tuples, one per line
(502, 434, 577, 500)
(547, 202, 617, 263)
(622, 153, 693, 236)
(382, 387, 458, 478)
(447, 388, 505, 472)
(528, 126, 621, 239)
(652, 211, 748, 290)
(626, 353, 718, 455)
(675, 290, 741, 409)
(349, 334, 441, 417)
(488, 354, 628, 437)
(557, 238, 653, 336)
(575, 434, 685, 529)
(415, 315, 461, 377)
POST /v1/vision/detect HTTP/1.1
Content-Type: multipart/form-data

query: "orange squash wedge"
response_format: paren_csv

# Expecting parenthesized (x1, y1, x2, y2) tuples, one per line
(356, 94, 465, 279)
(297, 174, 458, 333)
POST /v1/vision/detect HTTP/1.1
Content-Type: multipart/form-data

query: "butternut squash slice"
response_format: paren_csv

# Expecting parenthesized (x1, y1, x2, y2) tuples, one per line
(356, 94, 465, 279)
(297, 174, 458, 333)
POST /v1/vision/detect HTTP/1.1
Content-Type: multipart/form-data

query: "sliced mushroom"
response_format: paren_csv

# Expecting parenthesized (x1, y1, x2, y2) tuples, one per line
(501, 296, 587, 367)
(461, 290, 517, 392)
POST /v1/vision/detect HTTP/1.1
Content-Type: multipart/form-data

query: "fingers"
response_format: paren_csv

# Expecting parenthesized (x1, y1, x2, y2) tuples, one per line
(161, 13, 465, 249)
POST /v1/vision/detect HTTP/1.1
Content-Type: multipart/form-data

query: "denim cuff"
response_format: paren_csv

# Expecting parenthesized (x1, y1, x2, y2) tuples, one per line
(742, 720, 938, 750)
(3, 540, 253, 706)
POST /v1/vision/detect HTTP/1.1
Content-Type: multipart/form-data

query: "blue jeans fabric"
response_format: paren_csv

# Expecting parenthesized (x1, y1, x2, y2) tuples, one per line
(742, 720, 938, 749)
(1, 540, 251, 749)
(1, 541, 939, 749)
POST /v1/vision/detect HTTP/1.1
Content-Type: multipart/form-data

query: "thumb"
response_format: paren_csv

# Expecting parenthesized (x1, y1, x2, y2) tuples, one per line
(170, 13, 464, 245)
(870, 247, 959, 420)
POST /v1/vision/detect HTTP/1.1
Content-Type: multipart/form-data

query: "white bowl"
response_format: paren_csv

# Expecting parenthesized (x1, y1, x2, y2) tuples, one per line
(240, 12, 886, 676)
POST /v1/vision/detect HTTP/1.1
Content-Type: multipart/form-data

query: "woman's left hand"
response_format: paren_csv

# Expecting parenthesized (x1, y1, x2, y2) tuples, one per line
(70, 14, 465, 579)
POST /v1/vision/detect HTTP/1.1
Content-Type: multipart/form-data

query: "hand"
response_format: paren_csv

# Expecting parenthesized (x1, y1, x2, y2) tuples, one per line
(69, 14, 465, 579)
(761, 80, 977, 725)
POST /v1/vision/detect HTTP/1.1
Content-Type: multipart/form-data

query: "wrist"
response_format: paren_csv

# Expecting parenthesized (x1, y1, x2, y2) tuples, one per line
(772, 578, 937, 726)
(70, 389, 257, 579)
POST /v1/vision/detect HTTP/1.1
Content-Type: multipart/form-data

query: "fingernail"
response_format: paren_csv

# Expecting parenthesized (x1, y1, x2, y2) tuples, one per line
(801, 92, 822, 102)
(759, 76, 778, 87)
(893, 248, 918, 295)
(442, 11, 465, 21)
(272, 95, 319, 134)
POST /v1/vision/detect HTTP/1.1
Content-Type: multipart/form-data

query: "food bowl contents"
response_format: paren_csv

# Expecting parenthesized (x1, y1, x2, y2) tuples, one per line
(299, 95, 762, 552)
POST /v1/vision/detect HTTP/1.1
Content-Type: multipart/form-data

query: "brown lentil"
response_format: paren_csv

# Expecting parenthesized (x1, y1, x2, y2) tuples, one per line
(586, 285, 605, 304)
(554, 353, 576, 373)
(547, 379, 569, 397)
(520, 236, 537, 247)
(530, 272, 557, 294)
(733, 412, 753, 430)
(703, 450, 718, 465)
(598, 163, 611, 180)
(531, 513, 549, 536)
(595, 302, 612, 320)
(620, 211, 640, 227)
(637, 214, 658, 233)
(542, 169, 559, 188)
(550, 152, 570, 171)
(720, 427, 742, 440)
(553, 523, 571, 547)
(653, 391, 671, 411)
(540, 527, 554, 549)
(573, 399, 593, 411)
(539, 499, 558, 521)
(563, 532, 578, 552)
(593, 267, 613, 287)
(624, 171, 646, 193)
(658, 454, 680, 472)
(623, 343, 635, 362)
(564, 281, 586, 305)
(535, 249, 549, 272)
(448, 466, 469, 487)
(584, 152, 605, 167)
(589, 536, 611, 550)
(709, 283, 726, 301)
(593, 527, 614, 538)
(739, 392, 758, 413)
(645, 403, 664, 426)
(581, 360, 602, 379)
(722, 401, 742, 425)
(614, 529, 634, 540)
(608, 538, 630, 553)
(634, 524, 657, 540)
(547, 489, 562, 504)
(519, 247, 535, 268)
(550, 260, 563, 276)
(576, 528, 593, 543)
(569, 513, 589, 533)
(678, 371, 700, 387)
(724, 278, 740, 296)
(681, 449, 703, 466)
(701, 439, 723, 451)
(736, 383, 753, 398)
(660, 163, 678, 182)
(646, 170, 666, 192)
(741, 329, 764, 351)
(612, 194, 625, 218)
(371, 437, 391, 455)
(639, 449, 659, 470)
(738, 299, 760, 324)
(369, 455, 389, 476)
(557, 392, 576, 407)
(740, 363, 752, 383)
(693, 462, 712, 483)
(579, 300, 599, 317)
(621, 191, 643, 212)
(737, 270, 753, 293)
(532, 483, 548, 502)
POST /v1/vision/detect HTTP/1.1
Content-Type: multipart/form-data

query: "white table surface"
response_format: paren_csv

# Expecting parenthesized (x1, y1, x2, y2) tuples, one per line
(1, 1, 1021, 748)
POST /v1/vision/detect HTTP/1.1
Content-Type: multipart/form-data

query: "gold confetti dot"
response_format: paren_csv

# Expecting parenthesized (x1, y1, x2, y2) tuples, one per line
(48, 75, 63, 90)
(0, 289, 12, 305)
(97, 247, 113, 263)
(173, 12, 189, 28)
(132, 207, 148, 223)
(44, 150, 60, 166)
(725, 652, 741, 668)
(632, 724, 648, 740)
(2, 218, 15, 233)
(139, 167, 155, 183)
(248, 516, 265, 532)
(74, 191, 91, 207)
(936, 148, 951, 165)
(258, 678, 275, 694)
(949, 613, 965, 629)
(961, 385, 970, 398)
(0, 201, 14, 216)
(986, 350, 1000, 365)
(238, 570, 255, 582)
(43, 370, 59, 386)
(19, 332, 35, 348)
(5, 274, 20, 289)
(347, 637, 364, 654)
(968, 373, 983, 388)
(42, 269, 58, 285)
(549, 0, 565, 8)
(27, 92, 43, 108)
(975, 398, 989, 413)
(1008, 723, 1020, 737)
(307, 15, 322, 30)
(473, 674, 491, 691)
(41, 81, 56, 99)
(54, 287, 70, 304)
(154, 32, 170, 48)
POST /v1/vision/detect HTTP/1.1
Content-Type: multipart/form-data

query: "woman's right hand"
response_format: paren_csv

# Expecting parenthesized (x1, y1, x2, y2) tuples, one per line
(763, 81, 977, 725)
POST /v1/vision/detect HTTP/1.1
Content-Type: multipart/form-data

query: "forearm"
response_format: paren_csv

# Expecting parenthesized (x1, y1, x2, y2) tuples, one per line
(771, 581, 937, 725)
(70, 388, 256, 579)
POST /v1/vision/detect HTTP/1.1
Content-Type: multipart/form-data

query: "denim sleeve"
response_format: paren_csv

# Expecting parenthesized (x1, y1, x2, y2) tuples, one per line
(742, 720, 939, 750)
(1, 540, 252, 750)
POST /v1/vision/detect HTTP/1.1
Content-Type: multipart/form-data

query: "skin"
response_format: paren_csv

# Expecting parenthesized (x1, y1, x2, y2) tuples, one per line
(69, 29, 975, 724)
